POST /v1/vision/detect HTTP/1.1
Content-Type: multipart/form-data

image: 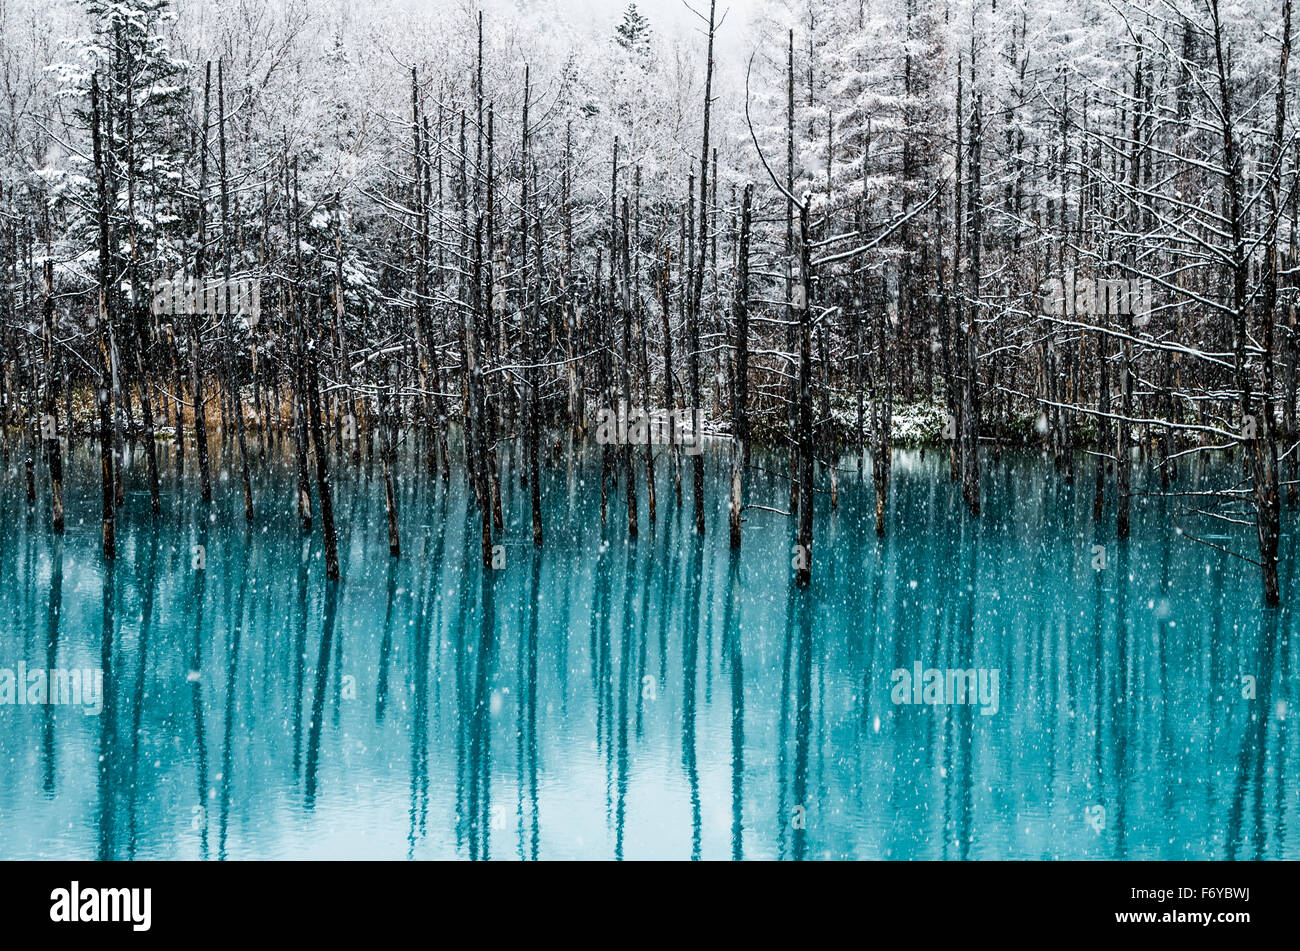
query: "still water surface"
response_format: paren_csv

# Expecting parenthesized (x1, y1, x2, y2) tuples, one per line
(0, 441, 1296, 859)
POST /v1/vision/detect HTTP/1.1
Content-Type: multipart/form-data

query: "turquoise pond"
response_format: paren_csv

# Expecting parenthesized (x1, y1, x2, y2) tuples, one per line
(0, 439, 1296, 859)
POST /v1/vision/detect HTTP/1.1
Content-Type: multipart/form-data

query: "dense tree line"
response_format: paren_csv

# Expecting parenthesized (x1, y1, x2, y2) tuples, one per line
(0, 0, 1297, 604)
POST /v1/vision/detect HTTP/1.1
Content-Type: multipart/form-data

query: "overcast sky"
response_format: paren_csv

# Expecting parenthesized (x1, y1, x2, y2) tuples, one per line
(509, 0, 762, 56)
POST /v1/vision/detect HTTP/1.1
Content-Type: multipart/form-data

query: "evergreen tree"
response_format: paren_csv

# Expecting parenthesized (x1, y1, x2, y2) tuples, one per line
(50, 0, 190, 277)
(614, 3, 652, 58)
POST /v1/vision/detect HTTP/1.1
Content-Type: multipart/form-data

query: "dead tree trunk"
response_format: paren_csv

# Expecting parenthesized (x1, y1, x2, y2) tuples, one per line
(729, 183, 752, 549)
(218, 62, 254, 521)
(90, 74, 115, 559)
(795, 201, 814, 586)
(193, 64, 213, 506)
(41, 215, 63, 534)
(379, 363, 400, 557)
(687, 0, 717, 536)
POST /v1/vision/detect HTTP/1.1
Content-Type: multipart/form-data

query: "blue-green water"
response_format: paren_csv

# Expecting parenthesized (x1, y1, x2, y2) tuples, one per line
(0, 439, 1296, 860)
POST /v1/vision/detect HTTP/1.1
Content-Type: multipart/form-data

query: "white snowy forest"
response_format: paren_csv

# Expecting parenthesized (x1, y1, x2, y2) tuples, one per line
(1, 0, 1297, 602)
